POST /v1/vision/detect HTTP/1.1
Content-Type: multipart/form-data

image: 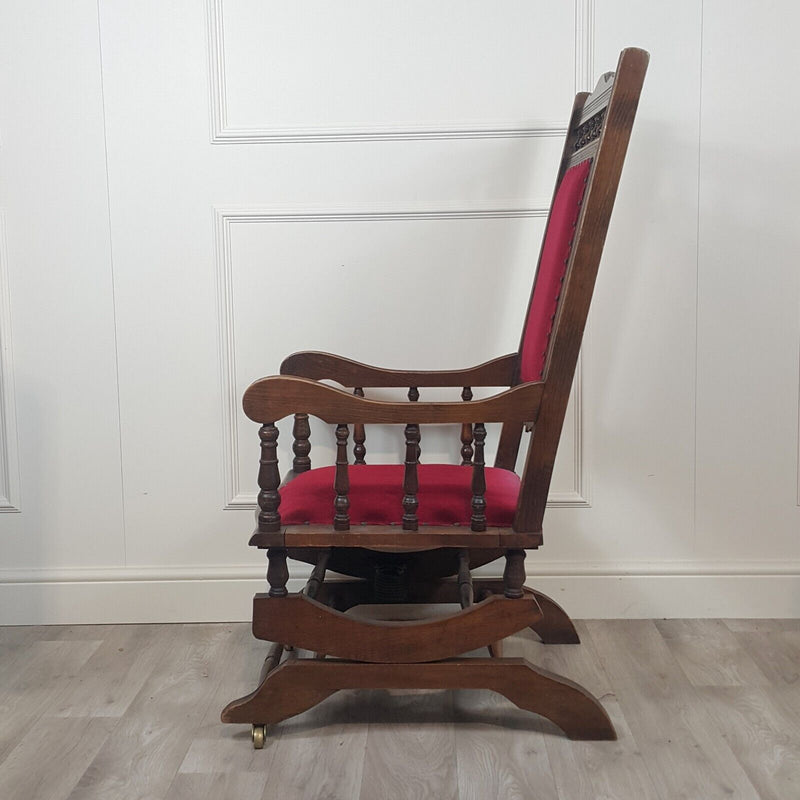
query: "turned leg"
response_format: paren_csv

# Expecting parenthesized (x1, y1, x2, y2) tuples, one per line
(457, 549, 503, 658)
(503, 549, 526, 598)
(266, 548, 289, 598)
(258, 641, 285, 684)
(488, 550, 524, 657)
(487, 640, 504, 658)
(252, 641, 286, 749)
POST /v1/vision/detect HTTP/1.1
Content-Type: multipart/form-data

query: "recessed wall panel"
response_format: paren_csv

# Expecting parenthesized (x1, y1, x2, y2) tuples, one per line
(211, 0, 576, 140)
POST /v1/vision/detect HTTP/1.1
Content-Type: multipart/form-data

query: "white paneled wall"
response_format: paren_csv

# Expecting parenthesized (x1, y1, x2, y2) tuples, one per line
(0, 1, 797, 623)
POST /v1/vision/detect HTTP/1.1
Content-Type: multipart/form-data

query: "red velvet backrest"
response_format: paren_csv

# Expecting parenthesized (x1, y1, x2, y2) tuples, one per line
(518, 158, 592, 382)
(512, 48, 648, 534)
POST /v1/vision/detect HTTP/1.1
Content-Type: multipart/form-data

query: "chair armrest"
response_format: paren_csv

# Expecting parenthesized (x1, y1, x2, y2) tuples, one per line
(243, 375, 542, 425)
(279, 351, 517, 388)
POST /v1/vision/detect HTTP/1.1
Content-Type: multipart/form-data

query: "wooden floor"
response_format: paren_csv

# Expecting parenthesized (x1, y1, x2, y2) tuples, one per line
(1, 619, 799, 799)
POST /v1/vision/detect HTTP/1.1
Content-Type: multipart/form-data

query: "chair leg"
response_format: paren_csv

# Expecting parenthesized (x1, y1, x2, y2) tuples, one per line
(221, 656, 615, 741)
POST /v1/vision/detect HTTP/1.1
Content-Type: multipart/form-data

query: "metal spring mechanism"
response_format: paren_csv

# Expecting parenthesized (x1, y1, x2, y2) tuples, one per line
(373, 562, 409, 603)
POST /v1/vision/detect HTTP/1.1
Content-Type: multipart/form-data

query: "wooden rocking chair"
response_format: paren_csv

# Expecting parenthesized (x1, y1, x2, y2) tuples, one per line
(222, 47, 648, 748)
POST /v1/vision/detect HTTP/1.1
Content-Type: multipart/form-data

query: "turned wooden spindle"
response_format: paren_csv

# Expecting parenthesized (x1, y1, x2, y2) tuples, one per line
(292, 413, 311, 473)
(334, 424, 351, 531)
(460, 386, 474, 465)
(503, 549, 526, 599)
(470, 422, 487, 531)
(258, 641, 284, 684)
(353, 388, 366, 464)
(407, 387, 422, 462)
(402, 423, 421, 531)
(266, 547, 289, 597)
(305, 548, 331, 600)
(457, 549, 473, 608)
(257, 423, 281, 532)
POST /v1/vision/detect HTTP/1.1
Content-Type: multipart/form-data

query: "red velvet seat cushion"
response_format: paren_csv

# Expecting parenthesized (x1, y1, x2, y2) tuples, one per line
(279, 464, 521, 527)
(519, 158, 592, 382)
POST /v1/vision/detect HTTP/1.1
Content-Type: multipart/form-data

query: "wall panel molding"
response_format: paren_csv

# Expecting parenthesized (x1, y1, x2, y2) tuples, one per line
(574, 0, 596, 92)
(10, 557, 797, 585)
(206, 0, 594, 144)
(0, 213, 20, 513)
(214, 204, 589, 511)
(554, 0, 594, 505)
(548, 351, 590, 507)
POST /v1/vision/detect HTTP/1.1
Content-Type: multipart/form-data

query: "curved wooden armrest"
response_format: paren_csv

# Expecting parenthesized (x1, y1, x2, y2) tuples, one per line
(279, 351, 517, 388)
(243, 375, 542, 424)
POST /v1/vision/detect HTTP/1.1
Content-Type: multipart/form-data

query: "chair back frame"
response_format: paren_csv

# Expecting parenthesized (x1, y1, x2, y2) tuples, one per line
(506, 47, 649, 532)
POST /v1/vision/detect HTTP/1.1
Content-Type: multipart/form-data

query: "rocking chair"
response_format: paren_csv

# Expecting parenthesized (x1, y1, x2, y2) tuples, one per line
(222, 47, 648, 747)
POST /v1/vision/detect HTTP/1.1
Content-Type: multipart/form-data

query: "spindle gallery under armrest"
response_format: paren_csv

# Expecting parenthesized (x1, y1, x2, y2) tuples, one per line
(248, 525, 542, 550)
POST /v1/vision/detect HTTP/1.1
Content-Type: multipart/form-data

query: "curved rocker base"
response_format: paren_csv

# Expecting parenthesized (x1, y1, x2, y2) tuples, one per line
(252, 592, 542, 663)
(310, 579, 581, 645)
(221, 656, 615, 741)
(469, 581, 581, 644)
(526, 587, 581, 644)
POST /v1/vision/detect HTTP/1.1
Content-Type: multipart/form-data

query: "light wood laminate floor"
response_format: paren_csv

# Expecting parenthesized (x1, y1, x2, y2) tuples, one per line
(1, 619, 799, 799)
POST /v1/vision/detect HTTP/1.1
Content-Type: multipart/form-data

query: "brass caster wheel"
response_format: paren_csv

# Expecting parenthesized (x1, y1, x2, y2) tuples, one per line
(251, 724, 266, 749)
